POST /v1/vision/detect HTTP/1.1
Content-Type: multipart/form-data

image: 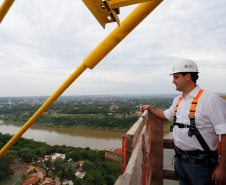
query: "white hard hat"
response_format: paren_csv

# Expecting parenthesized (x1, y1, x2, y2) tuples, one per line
(170, 59, 199, 75)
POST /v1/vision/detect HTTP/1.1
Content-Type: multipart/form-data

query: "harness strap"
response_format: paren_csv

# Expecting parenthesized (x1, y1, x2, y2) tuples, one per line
(173, 122, 190, 128)
(174, 97, 182, 116)
(170, 98, 182, 132)
(187, 90, 211, 152)
(189, 89, 204, 116)
(172, 122, 211, 152)
(171, 89, 212, 153)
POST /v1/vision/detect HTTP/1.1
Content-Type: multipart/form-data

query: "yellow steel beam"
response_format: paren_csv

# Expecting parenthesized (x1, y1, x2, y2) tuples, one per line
(108, 0, 152, 9)
(84, 0, 163, 69)
(82, 0, 154, 28)
(0, 0, 15, 23)
(0, 0, 163, 158)
(0, 63, 87, 158)
(83, 0, 120, 28)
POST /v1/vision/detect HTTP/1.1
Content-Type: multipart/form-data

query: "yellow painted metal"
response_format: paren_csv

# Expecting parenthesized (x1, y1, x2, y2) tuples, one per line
(0, 0, 15, 23)
(83, 0, 120, 28)
(84, 0, 163, 69)
(105, 0, 120, 26)
(109, 0, 152, 9)
(0, 0, 163, 158)
(0, 63, 87, 158)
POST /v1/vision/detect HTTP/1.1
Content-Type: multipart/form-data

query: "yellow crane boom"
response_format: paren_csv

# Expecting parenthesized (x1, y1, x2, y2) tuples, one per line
(0, 0, 163, 158)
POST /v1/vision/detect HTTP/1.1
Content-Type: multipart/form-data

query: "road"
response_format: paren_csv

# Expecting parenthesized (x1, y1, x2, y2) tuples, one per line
(7, 157, 29, 185)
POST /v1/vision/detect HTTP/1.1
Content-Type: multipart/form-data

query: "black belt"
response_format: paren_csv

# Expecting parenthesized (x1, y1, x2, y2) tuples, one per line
(176, 147, 218, 157)
(174, 122, 190, 128)
(175, 147, 219, 166)
(176, 154, 218, 166)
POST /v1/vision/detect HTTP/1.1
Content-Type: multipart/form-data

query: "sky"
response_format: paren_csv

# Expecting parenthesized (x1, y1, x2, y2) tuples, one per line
(0, 0, 226, 97)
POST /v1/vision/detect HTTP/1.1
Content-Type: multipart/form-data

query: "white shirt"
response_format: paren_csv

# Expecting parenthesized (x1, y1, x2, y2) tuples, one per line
(164, 85, 226, 151)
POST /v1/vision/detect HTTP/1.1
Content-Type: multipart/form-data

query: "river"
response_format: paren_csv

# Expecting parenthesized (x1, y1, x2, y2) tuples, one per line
(0, 122, 123, 150)
(0, 122, 178, 185)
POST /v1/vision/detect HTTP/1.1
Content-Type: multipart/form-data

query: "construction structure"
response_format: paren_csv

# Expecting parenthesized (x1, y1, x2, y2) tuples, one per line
(0, 0, 163, 158)
(0, 0, 178, 184)
(115, 110, 178, 185)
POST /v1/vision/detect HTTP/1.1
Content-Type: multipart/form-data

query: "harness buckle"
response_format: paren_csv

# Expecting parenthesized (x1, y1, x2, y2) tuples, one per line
(188, 114, 195, 119)
(184, 124, 189, 128)
(205, 158, 219, 166)
(182, 157, 188, 163)
(170, 124, 174, 132)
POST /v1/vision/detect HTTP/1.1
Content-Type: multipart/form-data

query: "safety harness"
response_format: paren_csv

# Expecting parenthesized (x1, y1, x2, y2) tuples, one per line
(170, 89, 219, 166)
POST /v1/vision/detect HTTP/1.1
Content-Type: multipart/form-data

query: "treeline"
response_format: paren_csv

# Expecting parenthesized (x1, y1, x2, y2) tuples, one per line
(2, 114, 140, 131)
(0, 96, 174, 115)
(0, 104, 136, 116)
(0, 95, 174, 131)
(0, 133, 121, 185)
(37, 115, 139, 131)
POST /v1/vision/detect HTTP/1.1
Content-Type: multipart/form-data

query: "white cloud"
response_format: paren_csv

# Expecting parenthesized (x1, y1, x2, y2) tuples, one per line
(0, 0, 226, 97)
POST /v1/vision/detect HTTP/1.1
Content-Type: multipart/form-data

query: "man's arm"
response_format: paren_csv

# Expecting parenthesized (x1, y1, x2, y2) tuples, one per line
(140, 105, 167, 120)
(213, 134, 226, 185)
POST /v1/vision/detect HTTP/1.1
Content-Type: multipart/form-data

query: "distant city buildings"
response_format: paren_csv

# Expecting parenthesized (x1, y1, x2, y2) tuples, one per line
(109, 105, 119, 111)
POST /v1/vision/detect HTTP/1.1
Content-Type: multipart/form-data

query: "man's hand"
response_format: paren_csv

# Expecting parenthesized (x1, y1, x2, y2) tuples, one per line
(212, 166, 226, 185)
(213, 134, 226, 185)
(140, 105, 166, 120)
(140, 105, 150, 113)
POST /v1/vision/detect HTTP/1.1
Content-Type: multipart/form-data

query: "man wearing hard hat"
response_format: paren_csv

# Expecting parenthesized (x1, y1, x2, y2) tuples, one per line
(140, 59, 226, 185)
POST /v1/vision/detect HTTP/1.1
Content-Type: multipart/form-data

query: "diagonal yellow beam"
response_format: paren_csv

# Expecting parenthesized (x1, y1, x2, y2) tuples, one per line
(0, 0, 15, 23)
(0, 63, 88, 157)
(108, 0, 153, 9)
(0, 0, 163, 158)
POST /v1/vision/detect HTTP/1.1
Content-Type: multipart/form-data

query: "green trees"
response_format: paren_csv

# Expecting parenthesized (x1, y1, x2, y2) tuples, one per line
(0, 95, 174, 132)
(0, 154, 14, 183)
(0, 133, 121, 185)
(34, 114, 139, 131)
(0, 95, 174, 184)
(64, 161, 76, 180)
(18, 148, 33, 163)
(52, 158, 76, 181)
(67, 151, 82, 162)
(53, 157, 64, 172)
(83, 160, 96, 172)
(82, 158, 121, 185)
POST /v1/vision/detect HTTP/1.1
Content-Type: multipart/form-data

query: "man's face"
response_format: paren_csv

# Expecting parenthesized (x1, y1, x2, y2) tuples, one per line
(172, 73, 187, 92)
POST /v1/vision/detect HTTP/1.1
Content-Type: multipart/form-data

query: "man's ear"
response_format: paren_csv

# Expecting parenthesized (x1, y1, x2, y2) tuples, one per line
(185, 73, 191, 81)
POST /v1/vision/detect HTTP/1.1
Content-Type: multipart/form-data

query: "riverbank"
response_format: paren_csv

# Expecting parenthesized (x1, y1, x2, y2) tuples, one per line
(2, 119, 172, 133)
(0, 114, 140, 133)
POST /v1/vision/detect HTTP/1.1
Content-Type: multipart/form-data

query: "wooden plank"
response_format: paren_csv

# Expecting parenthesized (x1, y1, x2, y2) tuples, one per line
(163, 169, 178, 180)
(115, 124, 146, 185)
(125, 111, 147, 163)
(150, 115, 164, 185)
(163, 139, 174, 149)
(115, 111, 177, 185)
(142, 127, 147, 164)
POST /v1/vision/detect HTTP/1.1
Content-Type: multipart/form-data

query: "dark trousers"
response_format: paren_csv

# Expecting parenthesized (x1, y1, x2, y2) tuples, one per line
(174, 147, 215, 185)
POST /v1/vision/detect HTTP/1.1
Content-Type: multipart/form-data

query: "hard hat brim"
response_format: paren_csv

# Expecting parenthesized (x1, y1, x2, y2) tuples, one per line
(169, 71, 200, 75)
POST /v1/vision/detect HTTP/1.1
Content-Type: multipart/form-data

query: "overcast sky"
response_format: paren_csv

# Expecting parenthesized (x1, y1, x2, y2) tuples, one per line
(1, 0, 226, 97)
